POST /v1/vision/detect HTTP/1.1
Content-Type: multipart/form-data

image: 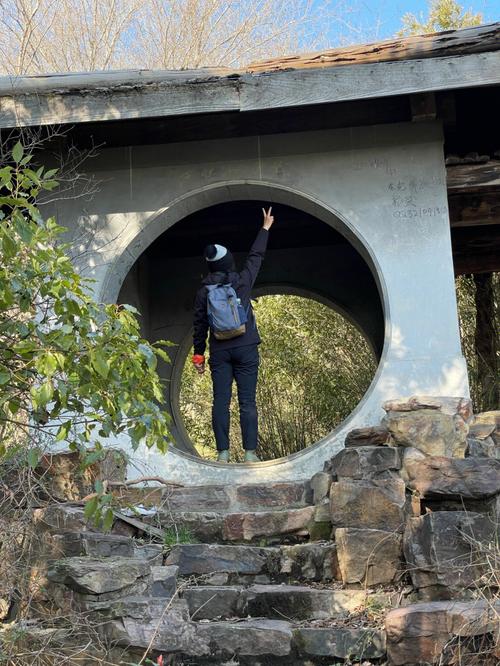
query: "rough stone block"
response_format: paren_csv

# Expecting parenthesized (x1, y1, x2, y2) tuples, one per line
(294, 626, 386, 659)
(330, 478, 407, 532)
(100, 597, 208, 655)
(133, 543, 164, 566)
(245, 584, 369, 620)
(164, 543, 276, 575)
(48, 556, 150, 596)
(222, 506, 315, 542)
(386, 600, 500, 665)
(150, 565, 178, 597)
(382, 396, 473, 420)
(329, 445, 401, 480)
(53, 532, 134, 558)
(159, 511, 224, 542)
(35, 449, 127, 501)
(466, 436, 498, 458)
(310, 472, 331, 503)
(33, 504, 89, 533)
(344, 424, 390, 448)
(183, 585, 244, 619)
(164, 485, 231, 511)
(402, 455, 500, 499)
(196, 619, 292, 656)
(383, 408, 468, 458)
(404, 511, 496, 597)
(279, 543, 340, 582)
(313, 498, 330, 522)
(161, 482, 309, 513)
(335, 527, 402, 586)
(235, 482, 309, 509)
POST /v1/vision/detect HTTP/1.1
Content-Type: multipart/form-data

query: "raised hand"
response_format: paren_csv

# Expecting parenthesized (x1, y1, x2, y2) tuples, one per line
(262, 206, 274, 230)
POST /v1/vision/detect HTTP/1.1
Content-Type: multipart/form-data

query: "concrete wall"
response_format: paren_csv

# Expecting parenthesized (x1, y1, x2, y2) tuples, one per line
(57, 121, 468, 484)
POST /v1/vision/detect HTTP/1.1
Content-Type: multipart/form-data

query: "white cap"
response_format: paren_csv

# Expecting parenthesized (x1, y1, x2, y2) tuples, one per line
(206, 244, 228, 261)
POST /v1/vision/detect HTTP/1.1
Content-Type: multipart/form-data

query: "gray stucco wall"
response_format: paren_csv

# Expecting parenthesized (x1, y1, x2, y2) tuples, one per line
(56, 121, 468, 484)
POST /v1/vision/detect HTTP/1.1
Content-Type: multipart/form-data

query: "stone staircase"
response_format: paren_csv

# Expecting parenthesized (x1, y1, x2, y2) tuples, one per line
(34, 398, 500, 665)
(44, 481, 388, 665)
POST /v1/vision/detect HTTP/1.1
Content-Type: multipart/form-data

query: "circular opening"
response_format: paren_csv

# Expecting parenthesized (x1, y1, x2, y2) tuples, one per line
(117, 196, 385, 461)
(179, 293, 377, 461)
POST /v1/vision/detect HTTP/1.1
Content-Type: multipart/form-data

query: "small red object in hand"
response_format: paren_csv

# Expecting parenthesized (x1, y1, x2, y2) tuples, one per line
(192, 354, 205, 366)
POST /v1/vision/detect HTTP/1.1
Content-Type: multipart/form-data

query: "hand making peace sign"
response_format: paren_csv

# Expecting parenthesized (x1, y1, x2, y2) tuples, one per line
(262, 206, 275, 230)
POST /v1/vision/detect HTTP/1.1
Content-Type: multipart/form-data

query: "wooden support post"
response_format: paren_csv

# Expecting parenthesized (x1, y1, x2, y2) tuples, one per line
(473, 273, 500, 411)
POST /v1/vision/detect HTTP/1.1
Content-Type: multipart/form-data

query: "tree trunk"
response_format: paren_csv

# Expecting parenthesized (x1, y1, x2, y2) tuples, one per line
(473, 272, 499, 411)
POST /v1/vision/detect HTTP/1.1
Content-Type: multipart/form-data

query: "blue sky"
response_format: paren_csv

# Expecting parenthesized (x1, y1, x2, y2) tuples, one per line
(317, 0, 499, 45)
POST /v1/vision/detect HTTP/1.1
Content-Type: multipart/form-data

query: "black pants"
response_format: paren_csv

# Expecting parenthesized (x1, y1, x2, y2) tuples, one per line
(209, 344, 259, 451)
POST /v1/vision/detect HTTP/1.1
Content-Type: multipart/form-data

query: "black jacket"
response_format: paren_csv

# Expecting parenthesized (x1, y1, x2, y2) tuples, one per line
(193, 228, 269, 356)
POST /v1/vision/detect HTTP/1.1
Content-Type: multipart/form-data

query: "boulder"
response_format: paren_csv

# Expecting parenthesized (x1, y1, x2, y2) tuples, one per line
(48, 556, 150, 596)
(151, 565, 178, 597)
(404, 511, 496, 597)
(335, 527, 402, 586)
(329, 446, 401, 480)
(382, 396, 473, 421)
(164, 543, 276, 576)
(294, 626, 386, 659)
(222, 506, 315, 542)
(383, 408, 468, 458)
(402, 455, 500, 499)
(310, 472, 332, 503)
(386, 600, 500, 665)
(344, 425, 390, 448)
(279, 543, 340, 581)
(330, 478, 407, 532)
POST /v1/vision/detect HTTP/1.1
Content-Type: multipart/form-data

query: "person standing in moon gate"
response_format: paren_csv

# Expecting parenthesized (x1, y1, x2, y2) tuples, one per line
(191, 207, 276, 463)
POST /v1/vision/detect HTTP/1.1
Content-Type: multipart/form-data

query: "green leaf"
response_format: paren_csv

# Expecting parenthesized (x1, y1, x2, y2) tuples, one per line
(84, 496, 99, 522)
(0, 367, 10, 385)
(33, 381, 54, 408)
(27, 448, 41, 469)
(12, 141, 24, 164)
(55, 421, 71, 441)
(2, 230, 17, 259)
(90, 350, 109, 379)
(102, 508, 114, 532)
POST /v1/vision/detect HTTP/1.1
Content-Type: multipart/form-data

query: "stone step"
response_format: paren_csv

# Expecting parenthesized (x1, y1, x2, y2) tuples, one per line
(165, 542, 339, 583)
(118, 480, 312, 513)
(95, 596, 386, 662)
(155, 505, 316, 543)
(181, 584, 375, 621)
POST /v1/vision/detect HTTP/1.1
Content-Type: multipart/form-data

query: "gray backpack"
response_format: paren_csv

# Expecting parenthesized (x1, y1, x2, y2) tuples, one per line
(206, 283, 248, 340)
